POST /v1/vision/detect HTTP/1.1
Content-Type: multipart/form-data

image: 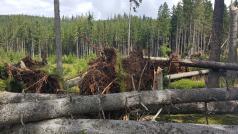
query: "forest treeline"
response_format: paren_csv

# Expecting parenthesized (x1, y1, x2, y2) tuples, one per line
(0, 0, 230, 58)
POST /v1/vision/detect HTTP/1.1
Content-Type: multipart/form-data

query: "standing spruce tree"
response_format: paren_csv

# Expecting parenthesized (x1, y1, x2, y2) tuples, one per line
(54, 0, 63, 75)
(157, 2, 171, 56)
(207, 0, 224, 88)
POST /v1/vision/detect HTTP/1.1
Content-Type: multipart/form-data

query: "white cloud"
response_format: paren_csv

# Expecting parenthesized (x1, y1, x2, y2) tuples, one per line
(0, 0, 233, 19)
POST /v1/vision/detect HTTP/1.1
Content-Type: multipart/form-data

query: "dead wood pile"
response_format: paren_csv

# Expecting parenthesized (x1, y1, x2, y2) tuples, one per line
(79, 48, 120, 95)
(0, 56, 61, 94)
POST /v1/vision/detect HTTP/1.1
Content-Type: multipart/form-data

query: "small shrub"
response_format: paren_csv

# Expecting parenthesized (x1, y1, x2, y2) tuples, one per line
(168, 79, 205, 89)
(0, 80, 7, 91)
(160, 44, 171, 57)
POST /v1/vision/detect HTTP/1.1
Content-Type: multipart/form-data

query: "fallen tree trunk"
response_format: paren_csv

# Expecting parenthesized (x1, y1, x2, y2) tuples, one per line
(148, 56, 238, 71)
(64, 76, 82, 88)
(2, 119, 238, 134)
(144, 56, 169, 61)
(178, 59, 238, 71)
(1, 88, 238, 125)
(158, 101, 238, 114)
(165, 70, 209, 80)
(0, 91, 73, 104)
(1, 92, 238, 114)
(64, 72, 88, 88)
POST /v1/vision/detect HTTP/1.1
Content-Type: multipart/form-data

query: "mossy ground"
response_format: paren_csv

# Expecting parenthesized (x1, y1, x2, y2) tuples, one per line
(168, 79, 205, 89)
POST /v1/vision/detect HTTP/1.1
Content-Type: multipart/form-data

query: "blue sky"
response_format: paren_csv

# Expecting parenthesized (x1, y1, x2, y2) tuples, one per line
(0, 0, 231, 19)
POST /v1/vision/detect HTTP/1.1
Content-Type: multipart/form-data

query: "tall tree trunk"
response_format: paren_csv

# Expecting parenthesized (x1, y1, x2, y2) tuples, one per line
(38, 40, 41, 59)
(31, 38, 34, 58)
(54, 0, 63, 75)
(76, 38, 79, 58)
(227, 4, 238, 85)
(207, 0, 224, 88)
(127, 1, 132, 55)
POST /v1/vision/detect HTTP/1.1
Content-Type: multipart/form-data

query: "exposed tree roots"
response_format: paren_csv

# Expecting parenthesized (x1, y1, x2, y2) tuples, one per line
(0, 56, 61, 94)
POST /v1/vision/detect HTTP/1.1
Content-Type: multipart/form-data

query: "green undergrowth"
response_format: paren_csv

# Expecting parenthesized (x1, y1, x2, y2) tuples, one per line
(156, 114, 238, 125)
(0, 79, 7, 91)
(168, 79, 205, 89)
(0, 49, 25, 66)
(43, 53, 96, 80)
(115, 52, 126, 92)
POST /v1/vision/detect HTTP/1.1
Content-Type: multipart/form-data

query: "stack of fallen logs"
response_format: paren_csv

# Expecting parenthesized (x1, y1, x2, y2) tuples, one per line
(1, 88, 238, 133)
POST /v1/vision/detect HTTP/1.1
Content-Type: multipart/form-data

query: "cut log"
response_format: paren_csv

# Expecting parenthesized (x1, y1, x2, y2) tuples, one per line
(178, 59, 238, 71)
(1, 88, 238, 125)
(2, 119, 238, 134)
(165, 70, 209, 80)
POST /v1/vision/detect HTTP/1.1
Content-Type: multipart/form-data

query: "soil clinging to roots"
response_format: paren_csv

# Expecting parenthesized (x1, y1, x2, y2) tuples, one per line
(0, 56, 61, 94)
(79, 48, 120, 95)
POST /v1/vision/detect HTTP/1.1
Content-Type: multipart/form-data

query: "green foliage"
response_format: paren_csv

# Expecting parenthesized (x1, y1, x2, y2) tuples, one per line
(5, 78, 24, 93)
(62, 54, 78, 64)
(45, 53, 96, 80)
(0, 48, 25, 66)
(0, 79, 7, 91)
(158, 2, 171, 38)
(115, 52, 126, 92)
(168, 79, 205, 89)
(160, 44, 171, 57)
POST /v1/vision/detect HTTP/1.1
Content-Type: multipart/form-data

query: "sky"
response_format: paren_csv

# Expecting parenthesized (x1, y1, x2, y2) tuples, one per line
(0, 0, 232, 20)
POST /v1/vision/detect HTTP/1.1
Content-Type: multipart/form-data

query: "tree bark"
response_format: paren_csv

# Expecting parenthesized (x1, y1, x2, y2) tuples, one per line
(54, 0, 63, 75)
(227, 4, 238, 84)
(1, 88, 238, 125)
(159, 101, 238, 114)
(208, 0, 224, 88)
(1, 91, 238, 114)
(2, 119, 238, 134)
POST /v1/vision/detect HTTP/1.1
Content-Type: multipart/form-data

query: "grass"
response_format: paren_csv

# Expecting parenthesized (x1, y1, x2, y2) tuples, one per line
(168, 79, 205, 89)
(156, 114, 238, 125)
